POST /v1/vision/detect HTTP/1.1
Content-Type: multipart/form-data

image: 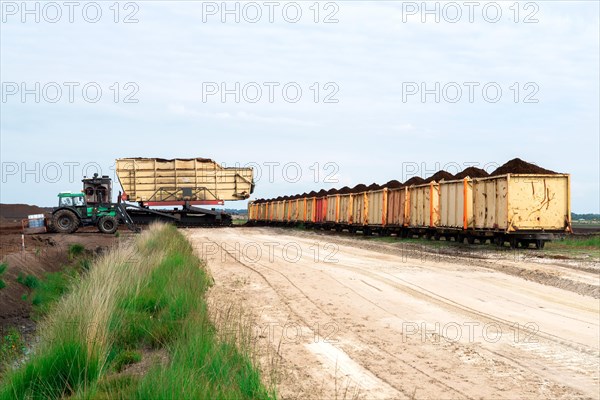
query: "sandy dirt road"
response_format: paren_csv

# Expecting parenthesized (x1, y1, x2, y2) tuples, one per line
(186, 227, 599, 400)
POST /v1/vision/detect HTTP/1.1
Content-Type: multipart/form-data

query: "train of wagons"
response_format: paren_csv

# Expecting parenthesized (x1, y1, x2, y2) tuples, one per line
(247, 160, 571, 249)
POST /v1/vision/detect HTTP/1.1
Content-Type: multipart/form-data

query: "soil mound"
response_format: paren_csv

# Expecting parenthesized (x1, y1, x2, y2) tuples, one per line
(350, 184, 368, 193)
(491, 158, 556, 176)
(424, 171, 455, 183)
(383, 180, 403, 189)
(337, 186, 352, 195)
(404, 176, 425, 186)
(455, 167, 489, 179)
(0, 204, 47, 220)
(326, 188, 339, 195)
(366, 183, 381, 190)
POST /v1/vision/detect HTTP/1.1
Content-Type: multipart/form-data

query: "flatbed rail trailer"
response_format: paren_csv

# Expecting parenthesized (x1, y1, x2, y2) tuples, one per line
(124, 202, 232, 227)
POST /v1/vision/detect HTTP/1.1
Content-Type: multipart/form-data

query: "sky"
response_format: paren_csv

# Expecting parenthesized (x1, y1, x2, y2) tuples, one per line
(1, 0, 599, 212)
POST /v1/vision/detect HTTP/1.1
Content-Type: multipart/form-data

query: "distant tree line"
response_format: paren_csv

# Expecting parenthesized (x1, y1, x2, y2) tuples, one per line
(572, 213, 600, 221)
(224, 209, 248, 215)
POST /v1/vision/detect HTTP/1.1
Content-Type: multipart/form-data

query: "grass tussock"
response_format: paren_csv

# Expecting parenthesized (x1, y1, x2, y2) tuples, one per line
(0, 328, 26, 372)
(0, 263, 8, 290)
(68, 244, 86, 260)
(0, 224, 274, 400)
(546, 235, 600, 256)
(16, 244, 95, 320)
(19, 270, 76, 317)
(559, 235, 600, 248)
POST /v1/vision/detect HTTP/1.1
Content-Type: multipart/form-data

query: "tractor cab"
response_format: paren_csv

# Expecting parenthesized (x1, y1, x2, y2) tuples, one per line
(58, 192, 87, 208)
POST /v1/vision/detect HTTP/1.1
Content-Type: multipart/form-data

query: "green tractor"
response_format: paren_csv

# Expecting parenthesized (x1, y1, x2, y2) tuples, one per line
(50, 192, 120, 234)
(49, 174, 133, 234)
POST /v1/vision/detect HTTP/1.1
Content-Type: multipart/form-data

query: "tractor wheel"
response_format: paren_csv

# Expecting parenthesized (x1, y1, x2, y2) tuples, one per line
(52, 209, 79, 234)
(98, 216, 118, 234)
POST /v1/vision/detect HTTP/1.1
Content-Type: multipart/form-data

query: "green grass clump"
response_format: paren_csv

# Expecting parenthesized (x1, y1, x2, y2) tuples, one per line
(84, 375, 138, 400)
(79, 258, 92, 272)
(16, 274, 39, 289)
(19, 249, 93, 317)
(0, 263, 7, 290)
(559, 235, 600, 248)
(135, 321, 272, 400)
(18, 269, 75, 318)
(0, 328, 26, 373)
(28, 270, 74, 316)
(110, 251, 205, 349)
(0, 340, 101, 399)
(112, 350, 142, 373)
(546, 235, 600, 257)
(231, 218, 248, 226)
(68, 244, 86, 259)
